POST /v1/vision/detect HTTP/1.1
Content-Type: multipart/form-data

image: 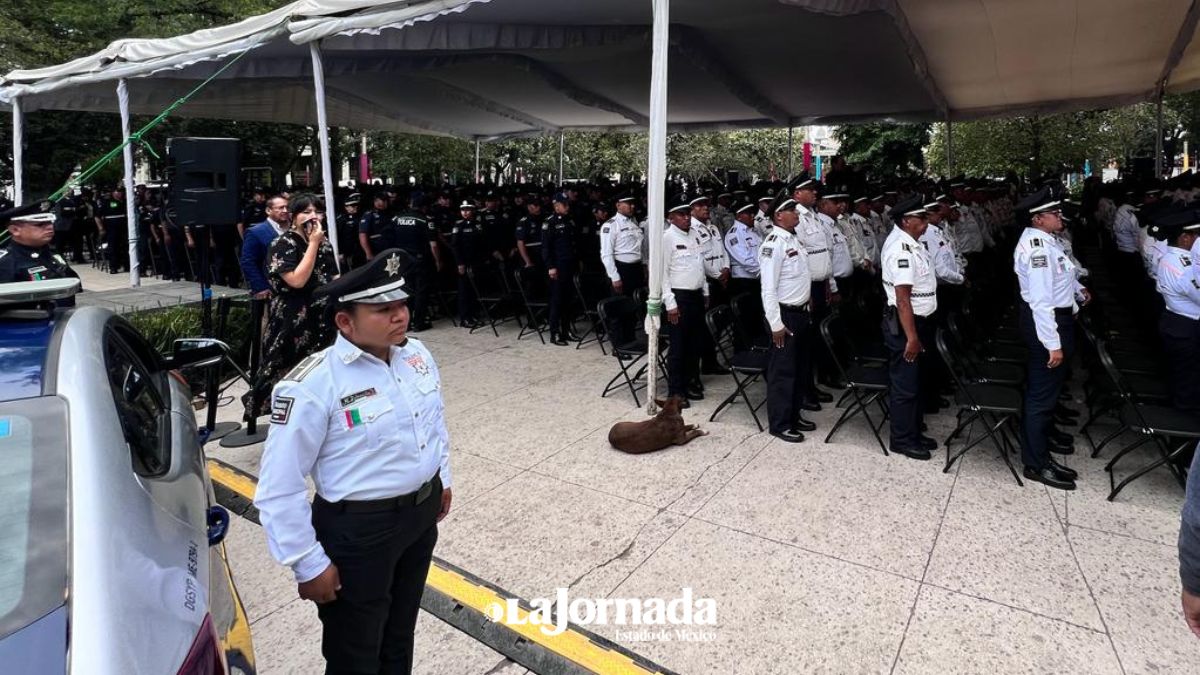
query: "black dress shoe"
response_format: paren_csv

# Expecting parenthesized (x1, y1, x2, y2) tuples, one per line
(1049, 429, 1074, 445)
(1048, 459, 1078, 480)
(1023, 465, 1076, 490)
(772, 429, 805, 443)
(550, 336, 569, 346)
(919, 435, 938, 450)
(678, 398, 691, 409)
(1054, 415, 1078, 427)
(1049, 439, 1075, 455)
(701, 364, 731, 375)
(891, 445, 932, 460)
(792, 418, 817, 432)
(686, 388, 705, 401)
(819, 378, 847, 389)
(800, 400, 822, 412)
(815, 390, 834, 403)
(566, 331, 584, 341)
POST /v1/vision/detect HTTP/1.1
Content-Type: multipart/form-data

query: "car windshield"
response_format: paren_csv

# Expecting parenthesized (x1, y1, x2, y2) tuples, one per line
(0, 396, 69, 639)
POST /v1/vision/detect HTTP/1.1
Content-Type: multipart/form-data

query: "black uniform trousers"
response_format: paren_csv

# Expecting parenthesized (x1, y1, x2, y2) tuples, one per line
(313, 476, 442, 675)
(211, 223, 242, 287)
(104, 225, 129, 273)
(403, 254, 433, 326)
(548, 262, 577, 337)
(1160, 311, 1200, 413)
(457, 268, 478, 324)
(883, 311, 935, 451)
(1017, 302, 1075, 471)
(766, 305, 811, 434)
(609, 260, 646, 346)
(666, 289, 705, 397)
(806, 279, 832, 398)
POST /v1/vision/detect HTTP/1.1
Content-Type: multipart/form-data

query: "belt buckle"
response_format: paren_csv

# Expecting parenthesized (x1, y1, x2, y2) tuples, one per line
(416, 480, 433, 505)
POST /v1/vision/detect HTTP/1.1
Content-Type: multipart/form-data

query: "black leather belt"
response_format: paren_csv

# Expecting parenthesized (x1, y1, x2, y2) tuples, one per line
(317, 475, 440, 513)
(913, 292, 936, 298)
(780, 302, 810, 312)
(1054, 307, 1073, 317)
(806, 248, 828, 254)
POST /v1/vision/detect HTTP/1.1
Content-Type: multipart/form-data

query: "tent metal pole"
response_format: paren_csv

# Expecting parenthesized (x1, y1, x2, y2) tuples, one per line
(786, 126, 794, 179)
(117, 79, 141, 287)
(1155, 90, 1165, 179)
(474, 140, 481, 183)
(644, 0, 669, 414)
(309, 41, 341, 270)
(945, 118, 954, 175)
(558, 132, 565, 184)
(11, 96, 23, 207)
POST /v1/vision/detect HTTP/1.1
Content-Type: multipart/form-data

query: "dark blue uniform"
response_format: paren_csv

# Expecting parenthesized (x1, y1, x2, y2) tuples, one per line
(393, 210, 438, 328)
(542, 213, 578, 341)
(95, 197, 129, 274)
(451, 218, 484, 325)
(359, 208, 395, 258)
(514, 214, 544, 268)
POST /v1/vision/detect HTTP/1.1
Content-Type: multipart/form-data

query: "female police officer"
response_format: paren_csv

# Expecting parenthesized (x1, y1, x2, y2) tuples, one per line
(255, 248, 453, 675)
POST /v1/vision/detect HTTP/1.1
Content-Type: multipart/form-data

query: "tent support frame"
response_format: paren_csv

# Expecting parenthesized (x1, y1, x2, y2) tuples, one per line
(117, 79, 141, 286)
(309, 41, 341, 269)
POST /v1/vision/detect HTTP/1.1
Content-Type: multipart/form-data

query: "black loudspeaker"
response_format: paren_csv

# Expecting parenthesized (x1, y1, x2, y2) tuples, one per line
(167, 137, 241, 227)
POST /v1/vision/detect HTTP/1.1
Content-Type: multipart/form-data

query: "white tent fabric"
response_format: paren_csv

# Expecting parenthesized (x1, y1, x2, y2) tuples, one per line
(7, 0, 1200, 137)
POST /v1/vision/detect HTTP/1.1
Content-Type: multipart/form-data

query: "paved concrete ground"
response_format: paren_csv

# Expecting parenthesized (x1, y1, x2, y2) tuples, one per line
(80, 267, 1200, 674)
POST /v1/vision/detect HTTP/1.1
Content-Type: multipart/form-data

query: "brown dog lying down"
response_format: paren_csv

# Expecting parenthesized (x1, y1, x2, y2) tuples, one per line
(608, 396, 708, 454)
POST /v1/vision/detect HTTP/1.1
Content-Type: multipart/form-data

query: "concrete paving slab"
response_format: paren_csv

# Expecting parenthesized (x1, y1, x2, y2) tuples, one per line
(695, 439, 956, 579)
(894, 585, 1121, 675)
(1069, 527, 1200, 674)
(606, 518, 919, 675)
(925, 473, 1105, 630)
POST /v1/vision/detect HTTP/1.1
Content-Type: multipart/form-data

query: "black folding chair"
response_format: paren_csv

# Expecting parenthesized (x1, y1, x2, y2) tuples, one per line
(819, 312, 889, 454)
(467, 266, 516, 337)
(1077, 323, 1172, 456)
(947, 311, 1026, 364)
(513, 267, 549, 343)
(705, 305, 767, 430)
(936, 327, 1025, 485)
(1089, 336, 1199, 500)
(597, 296, 664, 406)
(573, 271, 608, 354)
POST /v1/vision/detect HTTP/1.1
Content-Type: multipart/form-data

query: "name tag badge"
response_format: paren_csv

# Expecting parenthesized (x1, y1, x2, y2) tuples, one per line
(340, 388, 377, 407)
(676, 244, 687, 250)
(786, 249, 799, 258)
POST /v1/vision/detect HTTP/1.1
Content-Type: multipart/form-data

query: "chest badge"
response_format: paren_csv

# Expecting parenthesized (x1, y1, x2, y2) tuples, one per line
(404, 353, 431, 377)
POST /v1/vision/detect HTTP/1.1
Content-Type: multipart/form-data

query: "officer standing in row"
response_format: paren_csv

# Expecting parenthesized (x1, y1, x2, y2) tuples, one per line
(359, 193, 395, 260)
(335, 193, 365, 270)
(759, 195, 814, 442)
(543, 193, 580, 346)
(95, 185, 130, 274)
(599, 194, 646, 347)
(0, 201, 81, 292)
(392, 195, 442, 332)
(1151, 209, 1200, 414)
(662, 198, 709, 406)
(725, 203, 763, 298)
(793, 178, 836, 408)
(880, 196, 939, 460)
(515, 194, 545, 270)
(1013, 188, 1088, 490)
(256, 250, 453, 675)
(451, 201, 485, 329)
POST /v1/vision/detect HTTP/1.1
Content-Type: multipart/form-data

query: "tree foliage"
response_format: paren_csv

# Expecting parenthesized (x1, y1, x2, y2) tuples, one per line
(834, 122, 930, 178)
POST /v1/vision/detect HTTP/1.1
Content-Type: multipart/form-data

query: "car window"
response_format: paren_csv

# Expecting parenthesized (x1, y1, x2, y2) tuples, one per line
(0, 397, 69, 640)
(105, 330, 170, 477)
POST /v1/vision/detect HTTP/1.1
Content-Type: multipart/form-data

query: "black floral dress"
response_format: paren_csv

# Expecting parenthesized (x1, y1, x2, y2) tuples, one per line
(242, 230, 338, 417)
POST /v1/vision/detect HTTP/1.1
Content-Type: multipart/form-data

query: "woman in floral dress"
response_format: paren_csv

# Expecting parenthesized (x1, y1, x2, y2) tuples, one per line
(243, 193, 339, 417)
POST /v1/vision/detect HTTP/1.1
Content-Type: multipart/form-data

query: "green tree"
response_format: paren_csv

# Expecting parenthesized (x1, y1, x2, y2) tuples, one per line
(834, 122, 930, 178)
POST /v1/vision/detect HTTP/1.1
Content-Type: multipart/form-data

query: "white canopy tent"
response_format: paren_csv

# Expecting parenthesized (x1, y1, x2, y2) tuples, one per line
(5, 0, 1200, 406)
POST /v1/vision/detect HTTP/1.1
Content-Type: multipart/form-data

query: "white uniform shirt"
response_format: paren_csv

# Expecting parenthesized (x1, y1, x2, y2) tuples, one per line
(954, 205, 985, 253)
(836, 214, 866, 269)
(753, 209, 774, 238)
(824, 213, 854, 278)
(758, 225, 812, 332)
(849, 212, 878, 270)
(1156, 245, 1200, 320)
(256, 334, 453, 583)
(599, 213, 645, 282)
(661, 224, 708, 310)
(725, 221, 762, 279)
(796, 205, 835, 287)
(1140, 227, 1165, 279)
(881, 226, 937, 317)
(692, 217, 729, 279)
(1053, 231, 1088, 279)
(1014, 227, 1081, 351)
(870, 209, 890, 260)
(919, 223, 965, 285)
(1113, 204, 1140, 253)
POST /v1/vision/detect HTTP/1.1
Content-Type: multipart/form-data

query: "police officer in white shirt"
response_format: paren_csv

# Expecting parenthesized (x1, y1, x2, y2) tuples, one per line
(690, 195, 731, 375)
(880, 197, 939, 460)
(725, 203, 763, 298)
(662, 198, 710, 404)
(1013, 190, 1090, 490)
(255, 249, 453, 674)
(1151, 210, 1200, 413)
(754, 195, 775, 238)
(759, 195, 815, 442)
(599, 194, 646, 295)
(849, 197, 879, 273)
(791, 178, 837, 407)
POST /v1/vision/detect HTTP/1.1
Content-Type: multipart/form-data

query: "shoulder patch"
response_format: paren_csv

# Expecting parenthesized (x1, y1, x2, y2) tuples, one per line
(901, 243, 911, 252)
(760, 246, 774, 258)
(283, 353, 325, 382)
(897, 259, 910, 268)
(602, 226, 610, 234)
(0, 249, 8, 261)
(270, 396, 294, 425)
(729, 237, 738, 245)
(1031, 254, 1048, 268)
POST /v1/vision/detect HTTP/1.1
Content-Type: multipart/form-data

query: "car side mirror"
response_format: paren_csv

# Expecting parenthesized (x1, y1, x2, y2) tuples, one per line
(162, 338, 225, 370)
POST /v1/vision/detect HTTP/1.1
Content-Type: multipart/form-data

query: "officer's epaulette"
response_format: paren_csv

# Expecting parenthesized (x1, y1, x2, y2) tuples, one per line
(283, 353, 325, 383)
(766, 234, 777, 243)
(901, 243, 912, 252)
(0, 249, 7, 261)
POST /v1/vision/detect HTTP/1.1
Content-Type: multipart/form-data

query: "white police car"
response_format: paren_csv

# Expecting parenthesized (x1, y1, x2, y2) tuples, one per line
(0, 279, 254, 674)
